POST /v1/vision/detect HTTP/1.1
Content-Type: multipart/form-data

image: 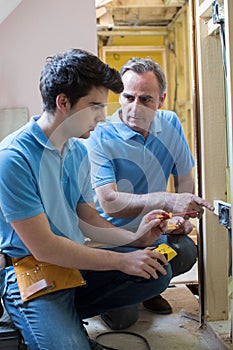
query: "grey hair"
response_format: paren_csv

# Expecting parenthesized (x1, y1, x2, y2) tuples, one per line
(120, 57, 167, 98)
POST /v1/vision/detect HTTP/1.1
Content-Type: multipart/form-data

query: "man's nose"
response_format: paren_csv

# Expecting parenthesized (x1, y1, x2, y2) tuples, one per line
(95, 109, 106, 122)
(131, 98, 141, 113)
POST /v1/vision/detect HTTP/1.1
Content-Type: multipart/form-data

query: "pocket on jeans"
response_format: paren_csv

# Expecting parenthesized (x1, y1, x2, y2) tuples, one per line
(3, 267, 19, 299)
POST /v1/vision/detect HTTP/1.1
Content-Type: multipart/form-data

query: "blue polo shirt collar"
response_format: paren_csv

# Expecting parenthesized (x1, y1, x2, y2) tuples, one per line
(111, 109, 162, 141)
(29, 115, 72, 154)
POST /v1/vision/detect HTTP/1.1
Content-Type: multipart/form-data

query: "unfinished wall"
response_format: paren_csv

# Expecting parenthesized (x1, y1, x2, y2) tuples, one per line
(167, 3, 194, 158)
(195, 0, 231, 324)
(0, 0, 97, 116)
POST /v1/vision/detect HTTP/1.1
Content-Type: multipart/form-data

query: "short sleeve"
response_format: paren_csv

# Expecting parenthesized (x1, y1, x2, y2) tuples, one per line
(0, 149, 44, 222)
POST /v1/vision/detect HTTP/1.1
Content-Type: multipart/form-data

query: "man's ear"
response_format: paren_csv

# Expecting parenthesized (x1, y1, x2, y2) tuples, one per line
(56, 93, 70, 113)
(158, 92, 167, 109)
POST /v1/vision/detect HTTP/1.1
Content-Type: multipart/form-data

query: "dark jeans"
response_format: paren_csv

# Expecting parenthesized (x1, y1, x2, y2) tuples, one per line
(1, 246, 172, 350)
(167, 234, 198, 277)
(101, 234, 198, 329)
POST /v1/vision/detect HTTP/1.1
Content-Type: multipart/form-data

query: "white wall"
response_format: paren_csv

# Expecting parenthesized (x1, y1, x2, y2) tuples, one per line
(0, 0, 22, 24)
(0, 0, 97, 115)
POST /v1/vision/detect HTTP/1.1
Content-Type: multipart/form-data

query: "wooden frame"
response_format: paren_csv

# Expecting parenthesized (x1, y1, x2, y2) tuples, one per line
(195, 0, 229, 322)
(224, 0, 233, 338)
(102, 45, 166, 69)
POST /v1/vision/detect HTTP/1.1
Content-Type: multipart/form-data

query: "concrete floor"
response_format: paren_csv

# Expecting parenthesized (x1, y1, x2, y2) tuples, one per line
(0, 261, 231, 349)
(85, 284, 213, 350)
(85, 269, 231, 350)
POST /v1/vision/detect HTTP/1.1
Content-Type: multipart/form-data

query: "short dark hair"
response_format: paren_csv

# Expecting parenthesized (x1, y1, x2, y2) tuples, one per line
(39, 48, 124, 113)
(120, 57, 166, 98)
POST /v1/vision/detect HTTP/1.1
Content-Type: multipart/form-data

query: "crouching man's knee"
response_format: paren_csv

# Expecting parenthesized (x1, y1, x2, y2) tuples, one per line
(167, 235, 197, 277)
(100, 264, 172, 331)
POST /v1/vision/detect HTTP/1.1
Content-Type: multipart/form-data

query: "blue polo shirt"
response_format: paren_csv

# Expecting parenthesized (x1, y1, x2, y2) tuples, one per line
(85, 109, 194, 231)
(0, 116, 93, 257)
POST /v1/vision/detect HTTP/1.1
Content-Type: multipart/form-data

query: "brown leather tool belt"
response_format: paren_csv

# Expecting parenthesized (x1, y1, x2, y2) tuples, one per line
(0, 253, 86, 302)
(12, 255, 86, 302)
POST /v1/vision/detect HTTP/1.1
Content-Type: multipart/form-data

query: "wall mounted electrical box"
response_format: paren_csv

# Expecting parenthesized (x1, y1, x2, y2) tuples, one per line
(213, 199, 232, 229)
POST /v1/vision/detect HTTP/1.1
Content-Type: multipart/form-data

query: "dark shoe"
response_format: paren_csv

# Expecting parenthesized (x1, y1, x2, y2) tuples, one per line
(101, 305, 139, 330)
(143, 295, 172, 314)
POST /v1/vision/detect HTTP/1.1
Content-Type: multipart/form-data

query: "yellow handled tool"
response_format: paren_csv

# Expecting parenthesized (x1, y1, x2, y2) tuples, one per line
(153, 243, 177, 262)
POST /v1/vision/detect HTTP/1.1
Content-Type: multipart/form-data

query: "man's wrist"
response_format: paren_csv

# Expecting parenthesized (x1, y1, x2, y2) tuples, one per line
(164, 192, 177, 212)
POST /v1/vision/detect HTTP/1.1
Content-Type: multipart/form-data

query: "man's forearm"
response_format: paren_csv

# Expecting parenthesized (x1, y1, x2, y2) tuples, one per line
(97, 189, 213, 219)
(97, 190, 170, 218)
(79, 215, 137, 246)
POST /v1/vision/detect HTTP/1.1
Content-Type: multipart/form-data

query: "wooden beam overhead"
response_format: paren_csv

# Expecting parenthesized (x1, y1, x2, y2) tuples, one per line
(97, 29, 168, 35)
(96, 0, 187, 27)
(106, 0, 185, 8)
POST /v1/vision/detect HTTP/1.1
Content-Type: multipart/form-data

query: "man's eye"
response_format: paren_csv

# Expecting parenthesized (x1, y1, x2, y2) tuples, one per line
(91, 105, 102, 111)
(125, 96, 134, 102)
(141, 97, 152, 103)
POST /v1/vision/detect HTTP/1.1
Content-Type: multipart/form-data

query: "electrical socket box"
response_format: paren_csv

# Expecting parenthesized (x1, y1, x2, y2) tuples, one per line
(213, 200, 231, 229)
(212, 0, 224, 24)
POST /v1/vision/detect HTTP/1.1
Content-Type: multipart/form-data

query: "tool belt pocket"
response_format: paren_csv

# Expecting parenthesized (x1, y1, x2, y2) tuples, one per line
(13, 255, 86, 302)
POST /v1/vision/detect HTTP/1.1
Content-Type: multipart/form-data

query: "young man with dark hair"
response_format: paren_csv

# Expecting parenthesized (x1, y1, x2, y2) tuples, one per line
(0, 50, 174, 349)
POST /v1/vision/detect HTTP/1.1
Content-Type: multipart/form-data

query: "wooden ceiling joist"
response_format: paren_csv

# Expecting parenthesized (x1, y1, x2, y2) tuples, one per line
(96, 0, 186, 28)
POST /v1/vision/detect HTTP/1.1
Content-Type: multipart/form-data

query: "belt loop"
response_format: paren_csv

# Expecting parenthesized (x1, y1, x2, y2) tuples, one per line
(0, 252, 13, 268)
(0, 252, 6, 270)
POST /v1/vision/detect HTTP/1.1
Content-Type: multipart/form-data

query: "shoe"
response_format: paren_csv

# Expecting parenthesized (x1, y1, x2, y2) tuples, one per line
(143, 295, 172, 314)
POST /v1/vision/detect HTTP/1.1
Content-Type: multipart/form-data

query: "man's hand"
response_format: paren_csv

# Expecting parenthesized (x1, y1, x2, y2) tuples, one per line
(166, 193, 214, 219)
(131, 210, 168, 247)
(118, 247, 168, 280)
(166, 217, 193, 235)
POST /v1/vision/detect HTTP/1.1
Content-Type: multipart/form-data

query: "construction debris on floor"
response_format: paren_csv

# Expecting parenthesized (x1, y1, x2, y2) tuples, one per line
(85, 284, 229, 350)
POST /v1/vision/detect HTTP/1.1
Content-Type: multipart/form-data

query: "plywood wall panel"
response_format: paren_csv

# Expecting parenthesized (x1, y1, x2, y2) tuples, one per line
(196, 1, 229, 321)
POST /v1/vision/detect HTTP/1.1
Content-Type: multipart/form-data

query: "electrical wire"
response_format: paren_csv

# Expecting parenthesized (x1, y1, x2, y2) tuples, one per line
(219, 22, 227, 79)
(95, 330, 151, 350)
